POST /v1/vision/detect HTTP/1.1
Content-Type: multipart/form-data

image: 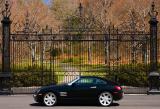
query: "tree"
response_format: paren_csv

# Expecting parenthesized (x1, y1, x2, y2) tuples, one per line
(7, 0, 57, 65)
(84, 0, 113, 65)
(51, 0, 77, 20)
(119, 0, 151, 64)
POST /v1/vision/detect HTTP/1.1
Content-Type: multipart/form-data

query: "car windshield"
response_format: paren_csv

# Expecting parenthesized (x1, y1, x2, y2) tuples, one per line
(67, 77, 80, 85)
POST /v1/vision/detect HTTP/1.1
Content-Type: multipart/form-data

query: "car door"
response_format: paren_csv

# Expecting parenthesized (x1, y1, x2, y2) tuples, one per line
(70, 77, 97, 99)
(94, 78, 108, 92)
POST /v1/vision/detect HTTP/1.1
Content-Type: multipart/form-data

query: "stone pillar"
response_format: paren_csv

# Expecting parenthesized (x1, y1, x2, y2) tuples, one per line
(1, 1, 11, 74)
(148, 2, 160, 92)
(0, 1, 12, 94)
(1, 17, 11, 74)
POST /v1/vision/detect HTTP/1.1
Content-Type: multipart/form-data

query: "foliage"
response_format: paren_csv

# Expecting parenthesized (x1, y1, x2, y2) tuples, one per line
(11, 63, 51, 72)
(79, 63, 149, 87)
(107, 64, 149, 87)
(11, 72, 57, 87)
(50, 48, 61, 58)
(5, 63, 153, 87)
(61, 57, 83, 64)
(1, 0, 160, 89)
(50, 0, 76, 20)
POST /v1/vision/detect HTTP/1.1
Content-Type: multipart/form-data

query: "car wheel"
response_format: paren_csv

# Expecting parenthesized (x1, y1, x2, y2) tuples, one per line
(98, 92, 113, 106)
(43, 92, 57, 106)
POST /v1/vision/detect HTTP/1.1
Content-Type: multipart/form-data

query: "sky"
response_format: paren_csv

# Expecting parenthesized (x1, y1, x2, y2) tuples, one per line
(43, 0, 52, 5)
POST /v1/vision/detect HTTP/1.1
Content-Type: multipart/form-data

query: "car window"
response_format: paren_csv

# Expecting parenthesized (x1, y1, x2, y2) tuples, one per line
(95, 78, 107, 84)
(75, 78, 95, 84)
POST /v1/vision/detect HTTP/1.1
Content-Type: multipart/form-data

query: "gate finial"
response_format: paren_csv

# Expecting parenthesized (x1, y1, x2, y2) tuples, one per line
(149, 1, 158, 19)
(79, 2, 83, 17)
(2, 0, 11, 19)
(24, 11, 30, 32)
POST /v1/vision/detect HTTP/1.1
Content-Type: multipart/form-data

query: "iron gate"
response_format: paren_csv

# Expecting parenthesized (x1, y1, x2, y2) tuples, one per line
(9, 26, 151, 93)
(0, 1, 159, 94)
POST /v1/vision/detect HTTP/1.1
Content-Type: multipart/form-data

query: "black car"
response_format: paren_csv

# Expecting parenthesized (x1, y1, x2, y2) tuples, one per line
(33, 76, 123, 106)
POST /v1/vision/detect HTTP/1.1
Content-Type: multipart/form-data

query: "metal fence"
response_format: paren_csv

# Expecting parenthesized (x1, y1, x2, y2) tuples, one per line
(0, 1, 160, 94)
(9, 30, 150, 94)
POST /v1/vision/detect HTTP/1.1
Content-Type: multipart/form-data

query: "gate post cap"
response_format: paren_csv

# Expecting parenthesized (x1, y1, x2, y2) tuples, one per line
(149, 1, 158, 19)
(2, 0, 11, 19)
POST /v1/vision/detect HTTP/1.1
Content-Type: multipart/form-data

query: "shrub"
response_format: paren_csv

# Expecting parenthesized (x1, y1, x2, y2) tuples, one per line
(11, 72, 57, 87)
(50, 48, 61, 58)
(0, 63, 157, 87)
(107, 63, 149, 87)
(61, 57, 82, 64)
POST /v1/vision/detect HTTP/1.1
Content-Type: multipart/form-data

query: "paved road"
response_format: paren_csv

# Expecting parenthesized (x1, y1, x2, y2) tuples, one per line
(0, 95, 160, 109)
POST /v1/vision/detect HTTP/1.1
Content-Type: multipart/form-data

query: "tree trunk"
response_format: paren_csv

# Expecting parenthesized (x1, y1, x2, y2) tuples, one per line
(31, 43, 36, 65)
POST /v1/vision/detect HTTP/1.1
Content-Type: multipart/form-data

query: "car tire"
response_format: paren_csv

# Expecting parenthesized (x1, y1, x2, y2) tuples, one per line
(43, 92, 57, 106)
(98, 92, 113, 106)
